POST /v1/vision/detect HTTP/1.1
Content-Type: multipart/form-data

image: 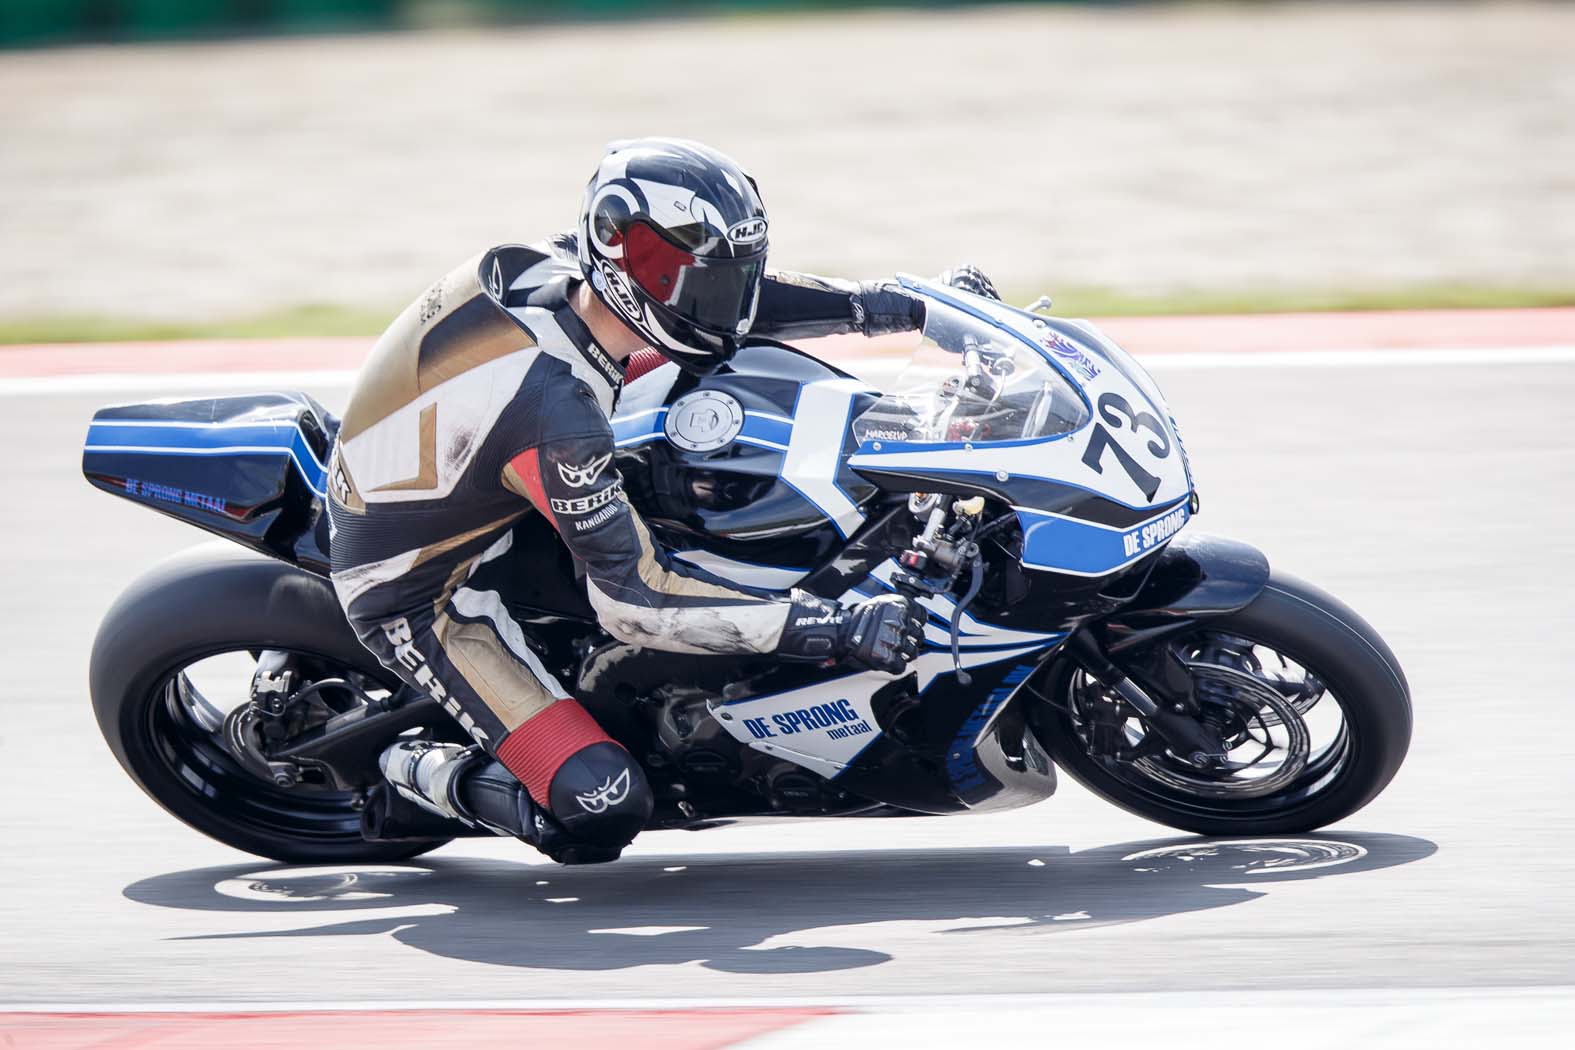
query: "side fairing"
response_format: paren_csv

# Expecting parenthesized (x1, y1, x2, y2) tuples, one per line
(706, 561, 1064, 806)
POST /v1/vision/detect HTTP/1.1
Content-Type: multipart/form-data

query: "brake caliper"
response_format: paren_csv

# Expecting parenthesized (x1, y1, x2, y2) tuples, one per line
(222, 650, 308, 787)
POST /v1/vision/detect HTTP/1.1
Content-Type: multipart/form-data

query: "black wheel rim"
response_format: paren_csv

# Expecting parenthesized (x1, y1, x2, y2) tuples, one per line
(1061, 629, 1356, 817)
(140, 647, 398, 847)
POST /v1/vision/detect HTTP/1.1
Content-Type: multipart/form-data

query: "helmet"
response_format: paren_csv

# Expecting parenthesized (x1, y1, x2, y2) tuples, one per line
(578, 138, 768, 376)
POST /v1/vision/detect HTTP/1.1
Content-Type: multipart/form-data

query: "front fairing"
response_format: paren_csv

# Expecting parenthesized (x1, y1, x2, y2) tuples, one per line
(848, 277, 1196, 578)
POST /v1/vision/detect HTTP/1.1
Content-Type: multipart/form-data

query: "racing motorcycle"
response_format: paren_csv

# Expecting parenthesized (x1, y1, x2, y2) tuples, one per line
(82, 277, 1412, 862)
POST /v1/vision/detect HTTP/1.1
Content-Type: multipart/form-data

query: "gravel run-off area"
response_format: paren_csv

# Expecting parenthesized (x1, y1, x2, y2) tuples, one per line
(2, 1, 1573, 321)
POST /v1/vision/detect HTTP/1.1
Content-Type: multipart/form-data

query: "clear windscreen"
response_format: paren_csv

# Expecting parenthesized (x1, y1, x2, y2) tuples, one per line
(853, 295, 1090, 446)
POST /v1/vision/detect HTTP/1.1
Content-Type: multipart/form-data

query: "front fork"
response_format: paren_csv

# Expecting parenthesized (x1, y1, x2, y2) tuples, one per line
(1064, 629, 1228, 764)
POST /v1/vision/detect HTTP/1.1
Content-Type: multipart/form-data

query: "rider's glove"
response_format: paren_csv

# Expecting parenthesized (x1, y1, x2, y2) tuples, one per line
(853, 281, 927, 337)
(839, 593, 926, 674)
(775, 591, 925, 675)
(938, 264, 1001, 301)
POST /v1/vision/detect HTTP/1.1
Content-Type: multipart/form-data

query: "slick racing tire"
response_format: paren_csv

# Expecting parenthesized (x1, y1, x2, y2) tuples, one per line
(1032, 570, 1412, 836)
(90, 543, 451, 863)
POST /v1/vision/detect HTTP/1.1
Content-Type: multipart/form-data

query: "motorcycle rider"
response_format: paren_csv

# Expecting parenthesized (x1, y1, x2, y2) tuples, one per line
(328, 137, 997, 863)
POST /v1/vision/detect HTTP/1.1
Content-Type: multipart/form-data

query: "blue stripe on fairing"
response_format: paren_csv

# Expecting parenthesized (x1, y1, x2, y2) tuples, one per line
(86, 422, 325, 464)
(84, 421, 328, 495)
(1017, 500, 1190, 576)
(841, 646, 1050, 779)
(738, 413, 791, 447)
(946, 662, 1038, 795)
(612, 407, 668, 445)
(611, 407, 791, 451)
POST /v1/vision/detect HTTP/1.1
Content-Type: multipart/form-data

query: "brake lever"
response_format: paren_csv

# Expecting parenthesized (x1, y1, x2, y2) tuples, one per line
(948, 550, 984, 686)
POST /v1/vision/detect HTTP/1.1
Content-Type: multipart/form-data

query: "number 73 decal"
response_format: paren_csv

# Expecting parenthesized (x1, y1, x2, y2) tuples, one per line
(1080, 392, 1172, 501)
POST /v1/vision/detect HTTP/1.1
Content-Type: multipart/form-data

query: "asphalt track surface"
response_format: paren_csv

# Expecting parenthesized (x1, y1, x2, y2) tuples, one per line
(3, 343, 1574, 1016)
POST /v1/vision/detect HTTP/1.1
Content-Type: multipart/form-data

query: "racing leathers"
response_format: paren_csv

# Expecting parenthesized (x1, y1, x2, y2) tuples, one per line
(328, 233, 923, 859)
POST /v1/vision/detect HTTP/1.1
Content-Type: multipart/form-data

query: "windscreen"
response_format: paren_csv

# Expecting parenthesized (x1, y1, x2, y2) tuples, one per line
(853, 296, 1089, 446)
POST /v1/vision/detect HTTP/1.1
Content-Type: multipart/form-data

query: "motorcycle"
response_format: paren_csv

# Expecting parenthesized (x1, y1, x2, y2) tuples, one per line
(82, 277, 1412, 863)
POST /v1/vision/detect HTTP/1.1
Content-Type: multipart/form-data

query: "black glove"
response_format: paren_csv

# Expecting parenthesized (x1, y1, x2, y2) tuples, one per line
(839, 593, 926, 673)
(853, 280, 927, 337)
(938, 264, 1000, 301)
(775, 591, 925, 674)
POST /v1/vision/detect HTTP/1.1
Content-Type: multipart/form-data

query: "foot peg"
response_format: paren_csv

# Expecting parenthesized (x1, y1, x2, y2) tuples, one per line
(360, 783, 480, 842)
(378, 741, 479, 824)
(374, 740, 622, 863)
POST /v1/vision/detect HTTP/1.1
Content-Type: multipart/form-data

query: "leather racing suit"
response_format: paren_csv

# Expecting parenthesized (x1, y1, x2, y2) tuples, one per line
(327, 233, 922, 856)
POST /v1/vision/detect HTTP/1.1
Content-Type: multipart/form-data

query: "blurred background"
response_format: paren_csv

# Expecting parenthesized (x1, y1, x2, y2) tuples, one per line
(1, 0, 1572, 342)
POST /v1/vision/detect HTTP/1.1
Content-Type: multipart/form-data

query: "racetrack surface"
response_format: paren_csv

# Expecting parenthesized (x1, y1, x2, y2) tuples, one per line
(3, 339, 1574, 1015)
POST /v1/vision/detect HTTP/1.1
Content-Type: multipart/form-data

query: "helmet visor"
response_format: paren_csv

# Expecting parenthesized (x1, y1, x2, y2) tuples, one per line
(623, 220, 764, 336)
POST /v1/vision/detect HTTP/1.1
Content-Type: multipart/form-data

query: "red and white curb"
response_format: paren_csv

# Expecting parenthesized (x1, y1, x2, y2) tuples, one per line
(4, 988, 1572, 1049)
(0, 1006, 827, 1049)
(2, 308, 1571, 396)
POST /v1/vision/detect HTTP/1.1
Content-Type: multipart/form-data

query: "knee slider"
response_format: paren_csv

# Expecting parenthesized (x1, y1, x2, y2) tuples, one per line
(545, 741, 653, 849)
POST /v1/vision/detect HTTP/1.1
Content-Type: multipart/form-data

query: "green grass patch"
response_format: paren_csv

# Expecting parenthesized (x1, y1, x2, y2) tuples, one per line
(993, 282, 1575, 319)
(4, 284, 1573, 346)
(0, 303, 397, 346)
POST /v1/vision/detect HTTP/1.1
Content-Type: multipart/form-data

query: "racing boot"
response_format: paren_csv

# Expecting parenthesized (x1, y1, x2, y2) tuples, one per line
(377, 741, 622, 864)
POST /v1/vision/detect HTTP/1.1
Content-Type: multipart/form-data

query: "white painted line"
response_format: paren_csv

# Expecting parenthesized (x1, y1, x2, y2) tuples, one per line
(4, 346, 1574, 398)
(1135, 345, 1575, 370)
(736, 990, 1575, 1050)
(4, 986, 1571, 1013)
(0, 369, 358, 397)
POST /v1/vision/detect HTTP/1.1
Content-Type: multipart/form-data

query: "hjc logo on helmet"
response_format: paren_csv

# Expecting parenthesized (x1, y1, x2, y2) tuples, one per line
(727, 217, 768, 245)
(593, 260, 643, 320)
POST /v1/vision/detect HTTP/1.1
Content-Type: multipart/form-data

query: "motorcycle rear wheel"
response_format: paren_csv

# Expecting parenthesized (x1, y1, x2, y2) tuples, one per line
(1032, 570, 1412, 836)
(90, 544, 451, 863)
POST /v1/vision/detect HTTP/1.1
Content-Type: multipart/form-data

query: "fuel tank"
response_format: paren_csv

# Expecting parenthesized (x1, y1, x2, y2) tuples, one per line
(611, 342, 887, 579)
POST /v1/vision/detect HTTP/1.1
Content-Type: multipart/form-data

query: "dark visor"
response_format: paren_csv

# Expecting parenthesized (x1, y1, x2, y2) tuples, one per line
(623, 220, 764, 335)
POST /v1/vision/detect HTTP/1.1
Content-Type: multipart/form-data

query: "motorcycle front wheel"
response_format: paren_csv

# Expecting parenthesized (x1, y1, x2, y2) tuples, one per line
(1031, 570, 1412, 836)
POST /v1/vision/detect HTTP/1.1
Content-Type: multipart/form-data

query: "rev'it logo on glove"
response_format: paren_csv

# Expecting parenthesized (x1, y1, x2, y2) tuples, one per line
(557, 451, 612, 489)
(575, 768, 631, 814)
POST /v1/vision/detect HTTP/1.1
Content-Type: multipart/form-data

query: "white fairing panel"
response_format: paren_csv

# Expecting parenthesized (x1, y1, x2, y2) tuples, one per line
(671, 549, 809, 589)
(708, 644, 1051, 779)
(707, 575, 1064, 779)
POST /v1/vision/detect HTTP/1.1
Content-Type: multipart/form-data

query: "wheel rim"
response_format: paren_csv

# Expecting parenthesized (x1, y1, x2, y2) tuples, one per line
(140, 648, 398, 846)
(1063, 630, 1356, 814)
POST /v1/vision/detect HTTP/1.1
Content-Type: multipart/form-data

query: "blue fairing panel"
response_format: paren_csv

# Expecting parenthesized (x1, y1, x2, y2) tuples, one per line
(81, 393, 334, 571)
(1018, 497, 1191, 578)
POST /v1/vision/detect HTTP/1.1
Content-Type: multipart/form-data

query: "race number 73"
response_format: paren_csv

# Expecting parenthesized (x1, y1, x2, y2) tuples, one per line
(1080, 392, 1172, 501)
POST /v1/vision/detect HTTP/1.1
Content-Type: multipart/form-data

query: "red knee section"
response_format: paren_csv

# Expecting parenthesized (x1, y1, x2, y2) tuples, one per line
(496, 699, 616, 806)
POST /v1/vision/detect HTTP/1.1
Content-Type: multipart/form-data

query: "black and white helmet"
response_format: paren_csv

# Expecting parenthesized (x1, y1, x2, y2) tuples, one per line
(578, 138, 769, 376)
